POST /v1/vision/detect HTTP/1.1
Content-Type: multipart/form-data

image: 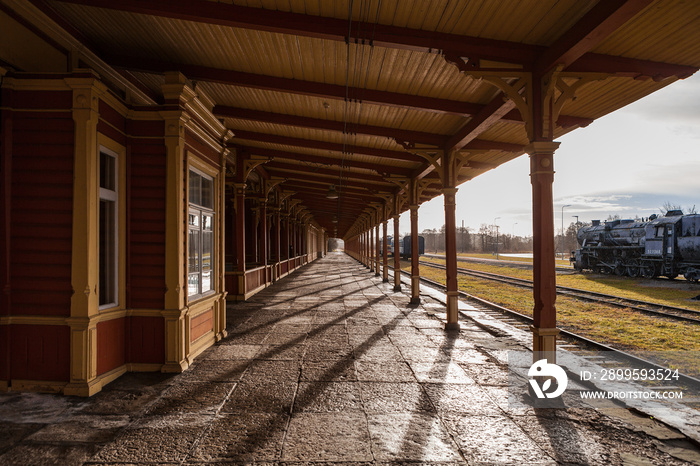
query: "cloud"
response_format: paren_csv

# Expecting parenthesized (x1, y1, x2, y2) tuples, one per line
(620, 74, 700, 125)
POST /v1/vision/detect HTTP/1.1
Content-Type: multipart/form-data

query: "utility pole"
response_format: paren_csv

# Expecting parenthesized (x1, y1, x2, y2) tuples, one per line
(493, 217, 501, 259)
(561, 205, 571, 260)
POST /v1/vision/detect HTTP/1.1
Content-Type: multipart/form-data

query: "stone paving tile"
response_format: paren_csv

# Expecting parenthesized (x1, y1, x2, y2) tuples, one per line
(353, 342, 404, 361)
(27, 415, 129, 445)
(262, 331, 308, 346)
(355, 361, 417, 383)
(218, 331, 268, 345)
(303, 344, 355, 361)
(1, 253, 698, 465)
(359, 382, 435, 413)
(0, 444, 103, 465)
(442, 414, 553, 464)
(92, 422, 204, 464)
(397, 345, 453, 362)
(407, 361, 477, 384)
(199, 343, 262, 360)
(222, 379, 298, 414)
(300, 360, 357, 382)
(189, 413, 288, 462)
(244, 359, 302, 379)
(293, 382, 364, 413)
(176, 359, 250, 383)
(509, 414, 608, 465)
(145, 382, 234, 416)
(367, 413, 464, 462)
(257, 343, 308, 361)
(282, 413, 374, 462)
(422, 383, 502, 415)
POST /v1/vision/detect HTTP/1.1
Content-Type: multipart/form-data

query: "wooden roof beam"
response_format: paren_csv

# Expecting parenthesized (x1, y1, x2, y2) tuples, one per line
(445, 93, 517, 152)
(291, 195, 375, 210)
(567, 54, 697, 80)
(233, 129, 423, 163)
(216, 106, 447, 146)
(269, 172, 394, 194)
(107, 54, 485, 116)
(265, 164, 393, 186)
(535, 0, 655, 75)
(238, 146, 414, 177)
(50, 0, 538, 64)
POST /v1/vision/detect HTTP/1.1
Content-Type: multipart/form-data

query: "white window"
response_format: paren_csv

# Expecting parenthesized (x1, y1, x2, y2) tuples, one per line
(99, 149, 118, 308)
(188, 168, 215, 298)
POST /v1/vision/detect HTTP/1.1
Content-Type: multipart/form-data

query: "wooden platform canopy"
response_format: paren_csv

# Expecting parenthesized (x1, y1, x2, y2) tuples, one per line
(2, 0, 700, 381)
(9, 0, 698, 238)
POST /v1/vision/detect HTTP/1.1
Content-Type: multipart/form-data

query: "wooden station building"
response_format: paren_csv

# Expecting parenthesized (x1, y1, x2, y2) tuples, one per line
(1, 0, 698, 396)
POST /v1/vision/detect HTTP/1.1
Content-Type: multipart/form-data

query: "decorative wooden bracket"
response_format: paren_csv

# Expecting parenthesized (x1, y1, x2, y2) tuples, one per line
(482, 75, 532, 139)
(279, 190, 296, 203)
(242, 154, 270, 181)
(551, 72, 606, 133)
(264, 177, 286, 197)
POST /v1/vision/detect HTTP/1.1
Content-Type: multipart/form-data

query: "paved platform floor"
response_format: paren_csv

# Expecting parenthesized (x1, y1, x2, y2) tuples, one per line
(1, 252, 699, 465)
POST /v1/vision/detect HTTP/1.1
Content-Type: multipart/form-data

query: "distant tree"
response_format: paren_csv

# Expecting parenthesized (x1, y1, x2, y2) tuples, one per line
(660, 202, 696, 215)
(477, 224, 490, 252)
(606, 214, 621, 221)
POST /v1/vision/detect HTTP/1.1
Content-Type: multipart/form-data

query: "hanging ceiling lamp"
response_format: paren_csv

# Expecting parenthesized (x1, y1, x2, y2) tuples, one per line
(326, 185, 339, 199)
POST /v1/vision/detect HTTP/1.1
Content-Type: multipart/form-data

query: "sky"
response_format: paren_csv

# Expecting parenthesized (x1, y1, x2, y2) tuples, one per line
(399, 72, 700, 238)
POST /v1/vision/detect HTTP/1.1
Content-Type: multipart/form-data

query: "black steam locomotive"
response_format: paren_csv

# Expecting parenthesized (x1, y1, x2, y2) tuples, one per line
(571, 210, 700, 282)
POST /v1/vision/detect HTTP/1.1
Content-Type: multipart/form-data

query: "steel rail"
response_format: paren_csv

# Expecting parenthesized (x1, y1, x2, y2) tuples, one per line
(389, 266, 700, 389)
(418, 259, 700, 324)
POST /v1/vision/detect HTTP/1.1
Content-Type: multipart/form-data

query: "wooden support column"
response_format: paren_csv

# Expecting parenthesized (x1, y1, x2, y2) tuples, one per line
(409, 203, 420, 304)
(1, 89, 12, 390)
(273, 206, 281, 281)
(282, 212, 289, 260)
(393, 213, 401, 291)
(363, 227, 368, 268)
(65, 76, 102, 396)
(233, 182, 246, 297)
(526, 141, 561, 362)
(443, 186, 460, 331)
(375, 216, 380, 277)
(260, 200, 268, 281)
(382, 209, 389, 283)
(369, 222, 375, 273)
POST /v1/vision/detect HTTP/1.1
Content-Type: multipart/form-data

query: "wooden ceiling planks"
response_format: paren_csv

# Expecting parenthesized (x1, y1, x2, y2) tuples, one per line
(34, 0, 700, 237)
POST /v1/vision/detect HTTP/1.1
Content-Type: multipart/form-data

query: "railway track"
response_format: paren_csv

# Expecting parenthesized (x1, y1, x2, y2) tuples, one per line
(388, 267, 700, 391)
(422, 253, 574, 273)
(418, 260, 700, 324)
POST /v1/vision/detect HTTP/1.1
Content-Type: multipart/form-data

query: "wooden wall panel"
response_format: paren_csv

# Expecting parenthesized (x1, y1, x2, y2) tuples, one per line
(185, 129, 220, 169)
(127, 122, 166, 310)
(9, 324, 70, 381)
(127, 316, 165, 364)
(190, 309, 213, 342)
(96, 317, 126, 376)
(0, 325, 8, 381)
(10, 111, 73, 317)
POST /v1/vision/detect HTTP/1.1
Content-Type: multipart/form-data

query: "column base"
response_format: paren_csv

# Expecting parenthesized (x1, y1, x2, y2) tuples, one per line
(375, 272, 380, 277)
(393, 285, 402, 292)
(446, 291, 459, 329)
(63, 378, 102, 397)
(383, 278, 389, 283)
(531, 326, 560, 363)
(161, 360, 189, 373)
(411, 275, 420, 304)
(444, 322, 460, 332)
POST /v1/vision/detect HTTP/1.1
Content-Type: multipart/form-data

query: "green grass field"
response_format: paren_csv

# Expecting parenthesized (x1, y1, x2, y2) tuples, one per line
(400, 258, 700, 377)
